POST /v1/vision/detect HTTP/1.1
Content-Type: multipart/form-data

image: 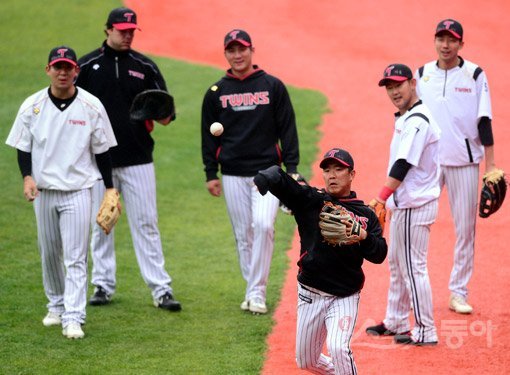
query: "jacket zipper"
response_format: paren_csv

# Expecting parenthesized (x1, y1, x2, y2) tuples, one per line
(115, 56, 119, 79)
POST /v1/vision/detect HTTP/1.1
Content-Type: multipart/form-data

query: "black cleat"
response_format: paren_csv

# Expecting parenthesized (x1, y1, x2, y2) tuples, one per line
(394, 333, 438, 346)
(366, 323, 399, 336)
(154, 292, 182, 312)
(89, 286, 111, 306)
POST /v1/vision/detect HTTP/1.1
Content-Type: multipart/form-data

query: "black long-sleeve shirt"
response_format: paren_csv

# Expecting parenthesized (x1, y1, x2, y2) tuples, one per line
(76, 42, 170, 168)
(201, 67, 299, 181)
(255, 166, 387, 297)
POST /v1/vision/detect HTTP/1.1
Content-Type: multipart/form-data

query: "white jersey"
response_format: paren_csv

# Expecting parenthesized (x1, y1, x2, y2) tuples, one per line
(6, 87, 117, 191)
(415, 58, 492, 166)
(386, 101, 441, 210)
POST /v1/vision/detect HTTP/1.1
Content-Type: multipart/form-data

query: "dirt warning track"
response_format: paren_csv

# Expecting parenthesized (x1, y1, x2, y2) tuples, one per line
(127, 1, 510, 373)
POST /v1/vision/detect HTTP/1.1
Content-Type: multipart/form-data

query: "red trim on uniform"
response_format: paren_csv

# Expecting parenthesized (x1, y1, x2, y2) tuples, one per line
(275, 144, 282, 164)
(145, 119, 154, 133)
(215, 146, 221, 160)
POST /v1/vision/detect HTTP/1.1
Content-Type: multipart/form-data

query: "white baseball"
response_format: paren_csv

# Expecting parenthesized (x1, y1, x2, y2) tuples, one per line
(210, 122, 224, 136)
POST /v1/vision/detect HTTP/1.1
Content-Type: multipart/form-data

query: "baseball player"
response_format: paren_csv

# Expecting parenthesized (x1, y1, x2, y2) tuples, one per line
(5, 46, 117, 339)
(366, 64, 441, 346)
(416, 19, 500, 314)
(254, 148, 387, 374)
(75, 7, 181, 311)
(201, 29, 300, 314)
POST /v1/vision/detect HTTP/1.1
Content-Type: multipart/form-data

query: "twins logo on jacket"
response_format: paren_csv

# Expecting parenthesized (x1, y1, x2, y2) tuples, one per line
(219, 90, 270, 111)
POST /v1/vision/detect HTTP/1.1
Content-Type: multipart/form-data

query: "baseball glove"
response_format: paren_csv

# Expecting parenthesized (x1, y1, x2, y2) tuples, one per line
(318, 202, 363, 246)
(479, 168, 507, 218)
(96, 188, 122, 235)
(130, 89, 175, 122)
(280, 173, 308, 215)
(368, 198, 386, 231)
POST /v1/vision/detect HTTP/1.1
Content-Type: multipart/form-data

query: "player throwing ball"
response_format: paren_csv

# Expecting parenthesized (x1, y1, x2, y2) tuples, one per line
(201, 29, 300, 314)
(254, 148, 387, 374)
(366, 64, 441, 346)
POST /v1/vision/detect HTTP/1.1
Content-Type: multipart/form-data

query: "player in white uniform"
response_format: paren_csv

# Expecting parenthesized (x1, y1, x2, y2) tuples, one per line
(5, 46, 117, 339)
(366, 64, 441, 345)
(416, 19, 499, 314)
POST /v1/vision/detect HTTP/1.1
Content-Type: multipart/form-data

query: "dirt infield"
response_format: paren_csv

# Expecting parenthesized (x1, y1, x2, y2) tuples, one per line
(127, 1, 510, 373)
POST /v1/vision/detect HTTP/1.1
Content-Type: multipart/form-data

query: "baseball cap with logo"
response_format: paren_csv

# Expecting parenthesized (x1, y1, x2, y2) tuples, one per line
(48, 46, 77, 67)
(435, 19, 463, 40)
(319, 148, 354, 169)
(378, 63, 413, 87)
(106, 7, 140, 30)
(224, 29, 252, 49)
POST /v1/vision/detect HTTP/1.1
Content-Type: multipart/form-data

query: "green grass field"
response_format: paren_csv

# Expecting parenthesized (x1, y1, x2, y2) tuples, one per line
(0, 1, 327, 373)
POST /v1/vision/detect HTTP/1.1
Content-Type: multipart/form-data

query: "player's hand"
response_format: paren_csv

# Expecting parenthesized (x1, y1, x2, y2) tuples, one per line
(207, 179, 222, 197)
(23, 176, 39, 202)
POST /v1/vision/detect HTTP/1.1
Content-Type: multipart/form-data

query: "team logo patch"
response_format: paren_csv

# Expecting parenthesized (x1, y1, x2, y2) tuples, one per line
(423, 76, 430, 82)
(128, 70, 145, 80)
(339, 315, 352, 331)
(220, 91, 270, 111)
(211, 85, 218, 92)
(93, 64, 100, 70)
(33, 107, 40, 115)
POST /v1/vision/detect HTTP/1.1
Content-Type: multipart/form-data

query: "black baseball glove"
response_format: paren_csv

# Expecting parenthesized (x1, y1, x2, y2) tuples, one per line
(479, 168, 507, 218)
(130, 89, 176, 122)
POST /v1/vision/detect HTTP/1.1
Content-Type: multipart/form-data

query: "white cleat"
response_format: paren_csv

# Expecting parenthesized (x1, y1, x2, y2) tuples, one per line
(62, 323, 85, 339)
(42, 312, 62, 327)
(240, 300, 249, 311)
(248, 297, 268, 315)
(449, 295, 473, 314)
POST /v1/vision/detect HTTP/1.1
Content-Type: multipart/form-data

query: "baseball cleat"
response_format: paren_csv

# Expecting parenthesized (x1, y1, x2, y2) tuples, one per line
(89, 286, 111, 306)
(449, 295, 473, 314)
(240, 300, 249, 311)
(366, 323, 404, 336)
(62, 323, 85, 339)
(394, 333, 437, 346)
(42, 312, 62, 327)
(248, 297, 267, 314)
(154, 292, 182, 312)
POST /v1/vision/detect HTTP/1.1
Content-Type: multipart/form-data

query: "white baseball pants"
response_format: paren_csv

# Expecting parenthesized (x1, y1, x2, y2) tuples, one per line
(34, 189, 91, 326)
(296, 284, 359, 375)
(90, 163, 173, 299)
(383, 199, 438, 343)
(440, 164, 479, 299)
(222, 175, 279, 302)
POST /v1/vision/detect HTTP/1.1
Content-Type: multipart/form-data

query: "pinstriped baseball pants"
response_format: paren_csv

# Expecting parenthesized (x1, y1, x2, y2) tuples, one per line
(383, 199, 438, 343)
(296, 284, 359, 374)
(90, 163, 173, 300)
(441, 164, 479, 299)
(34, 188, 92, 326)
(222, 175, 279, 302)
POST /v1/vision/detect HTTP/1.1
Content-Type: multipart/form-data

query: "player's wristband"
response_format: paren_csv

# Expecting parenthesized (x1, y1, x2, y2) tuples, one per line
(378, 186, 395, 202)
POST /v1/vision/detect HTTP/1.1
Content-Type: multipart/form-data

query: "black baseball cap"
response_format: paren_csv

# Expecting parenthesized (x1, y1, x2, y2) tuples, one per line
(378, 63, 413, 87)
(319, 148, 354, 169)
(224, 29, 252, 49)
(48, 46, 77, 66)
(435, 19, 463, 40)
(106, 7, 140, 30)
